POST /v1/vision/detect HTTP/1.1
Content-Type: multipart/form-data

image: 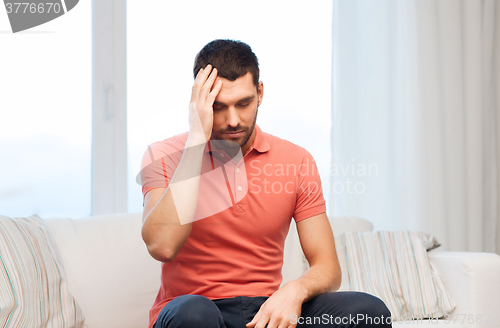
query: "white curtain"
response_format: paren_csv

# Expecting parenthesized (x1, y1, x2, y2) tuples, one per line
(331, 0, 500, 253)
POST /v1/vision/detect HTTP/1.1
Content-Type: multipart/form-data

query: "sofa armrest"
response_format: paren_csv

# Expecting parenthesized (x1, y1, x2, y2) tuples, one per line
(428, 251, 500, 327)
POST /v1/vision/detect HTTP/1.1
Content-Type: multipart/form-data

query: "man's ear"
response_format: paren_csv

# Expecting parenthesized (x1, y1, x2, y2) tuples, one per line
(257, 81, 264, 106)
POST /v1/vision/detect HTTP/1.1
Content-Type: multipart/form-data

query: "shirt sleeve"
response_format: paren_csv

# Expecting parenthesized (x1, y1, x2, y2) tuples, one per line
(138, 140, 183, 205)
(293, 148, 327, 222)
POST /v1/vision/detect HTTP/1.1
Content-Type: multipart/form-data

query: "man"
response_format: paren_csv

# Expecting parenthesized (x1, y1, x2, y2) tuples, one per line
(140, 39, 391, 328)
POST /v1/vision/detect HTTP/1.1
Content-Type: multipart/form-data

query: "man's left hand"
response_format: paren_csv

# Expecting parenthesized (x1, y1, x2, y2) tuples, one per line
(246, 281, 305, 328)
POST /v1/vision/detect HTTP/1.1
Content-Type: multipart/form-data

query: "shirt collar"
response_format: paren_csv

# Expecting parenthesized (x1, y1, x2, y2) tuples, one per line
(249, 124, 270, 153)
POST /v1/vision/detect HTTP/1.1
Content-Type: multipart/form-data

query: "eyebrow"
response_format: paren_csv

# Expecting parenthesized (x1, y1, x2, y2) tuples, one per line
(214, 95, 255, 107)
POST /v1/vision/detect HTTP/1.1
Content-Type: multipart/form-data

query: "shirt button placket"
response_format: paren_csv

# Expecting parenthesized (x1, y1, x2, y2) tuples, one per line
(234, 165, 241, 202)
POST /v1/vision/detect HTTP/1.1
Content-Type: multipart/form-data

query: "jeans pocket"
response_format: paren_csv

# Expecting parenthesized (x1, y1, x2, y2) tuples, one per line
(241, 296, 269, 322)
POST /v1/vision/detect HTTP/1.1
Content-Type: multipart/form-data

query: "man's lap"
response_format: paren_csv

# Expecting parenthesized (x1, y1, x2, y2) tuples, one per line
(153, 292, 392, 328)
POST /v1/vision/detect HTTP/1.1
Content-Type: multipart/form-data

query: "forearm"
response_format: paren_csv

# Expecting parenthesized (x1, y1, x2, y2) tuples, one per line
(286, 260, 341, 304)
(142, 136, 206, 262)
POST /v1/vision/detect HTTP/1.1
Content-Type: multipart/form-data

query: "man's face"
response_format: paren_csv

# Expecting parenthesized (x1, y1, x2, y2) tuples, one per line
(211, 72, 263, 155)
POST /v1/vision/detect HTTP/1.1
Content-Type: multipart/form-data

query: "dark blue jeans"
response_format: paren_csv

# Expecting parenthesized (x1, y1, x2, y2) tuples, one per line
(153, 291, 392, 327)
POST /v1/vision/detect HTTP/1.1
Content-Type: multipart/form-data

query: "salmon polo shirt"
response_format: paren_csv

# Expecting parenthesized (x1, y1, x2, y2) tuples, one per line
(140, 125, 326, 328)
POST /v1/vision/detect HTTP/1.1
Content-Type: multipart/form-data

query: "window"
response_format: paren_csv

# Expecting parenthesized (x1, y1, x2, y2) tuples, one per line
(0, 1, 332, 218)
(0, 3, 91, 218)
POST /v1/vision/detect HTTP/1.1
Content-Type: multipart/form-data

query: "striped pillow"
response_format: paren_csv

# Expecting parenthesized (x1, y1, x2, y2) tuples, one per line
(335, 231, 455, 320)
(0, 215, 85, 327)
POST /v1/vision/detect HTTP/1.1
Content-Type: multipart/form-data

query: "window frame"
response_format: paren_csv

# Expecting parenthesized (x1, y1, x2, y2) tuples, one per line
(91, 0, 128, 215)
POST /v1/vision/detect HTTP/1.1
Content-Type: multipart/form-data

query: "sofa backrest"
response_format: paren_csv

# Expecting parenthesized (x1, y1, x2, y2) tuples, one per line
(44, 213, 373, 328)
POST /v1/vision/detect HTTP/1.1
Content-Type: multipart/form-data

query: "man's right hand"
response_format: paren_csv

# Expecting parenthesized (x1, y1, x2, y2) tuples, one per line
(188, 64, 223, 143)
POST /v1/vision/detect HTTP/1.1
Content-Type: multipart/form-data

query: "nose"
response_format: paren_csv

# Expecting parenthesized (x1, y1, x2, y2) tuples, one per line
(226, 107, 240, 128)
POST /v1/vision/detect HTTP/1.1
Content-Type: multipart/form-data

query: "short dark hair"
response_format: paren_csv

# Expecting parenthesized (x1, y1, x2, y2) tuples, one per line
(193, 39, 259, 87)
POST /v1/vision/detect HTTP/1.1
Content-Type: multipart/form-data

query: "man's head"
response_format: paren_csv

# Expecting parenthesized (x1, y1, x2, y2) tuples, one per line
(194, 40, 263, 156)
(193, 39, 260, 89)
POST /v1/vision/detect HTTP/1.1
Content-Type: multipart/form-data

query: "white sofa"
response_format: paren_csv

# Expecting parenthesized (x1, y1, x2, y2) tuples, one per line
(43, 212, 500, 328)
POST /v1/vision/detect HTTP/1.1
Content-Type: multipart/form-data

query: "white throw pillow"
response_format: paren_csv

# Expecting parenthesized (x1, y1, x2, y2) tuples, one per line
(335, 231, 455, 320)
(0, 214, 85, 327)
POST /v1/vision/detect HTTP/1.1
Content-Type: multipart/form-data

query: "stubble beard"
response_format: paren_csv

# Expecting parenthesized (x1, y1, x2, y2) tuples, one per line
(211, 108, 258, 150)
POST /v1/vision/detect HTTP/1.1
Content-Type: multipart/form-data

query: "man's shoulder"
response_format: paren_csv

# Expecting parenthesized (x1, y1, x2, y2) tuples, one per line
(262, 130, 309, 159)
(148, 132, 189, 152)
(141, 132, 189, 166)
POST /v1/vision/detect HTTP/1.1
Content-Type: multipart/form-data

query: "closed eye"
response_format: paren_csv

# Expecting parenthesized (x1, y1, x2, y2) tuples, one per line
(213, 96, 255, 110)
(213, 103, 226, 111)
